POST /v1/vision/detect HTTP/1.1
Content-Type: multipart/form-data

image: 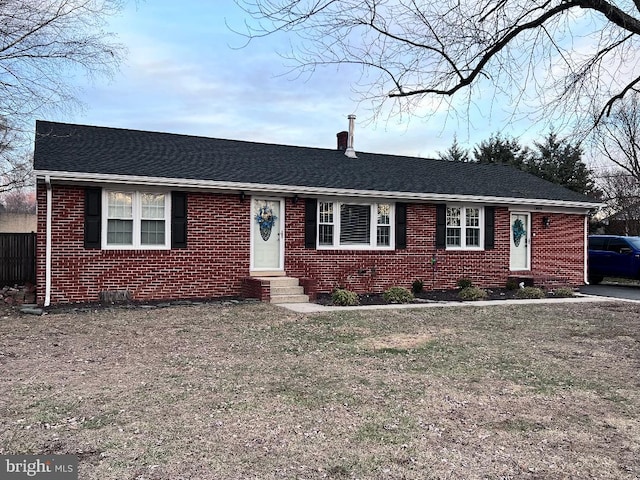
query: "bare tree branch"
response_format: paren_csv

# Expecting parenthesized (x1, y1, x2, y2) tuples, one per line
(593, 94, 640, 184)
(0, 0, 125, 192)
(235, 0, 640, 131)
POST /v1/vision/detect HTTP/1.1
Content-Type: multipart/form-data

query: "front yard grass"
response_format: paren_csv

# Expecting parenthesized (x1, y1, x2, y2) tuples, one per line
(1, 301, 639, 479)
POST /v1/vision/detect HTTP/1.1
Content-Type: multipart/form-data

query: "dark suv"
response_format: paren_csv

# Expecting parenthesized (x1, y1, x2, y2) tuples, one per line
(588, 235, 640, 284)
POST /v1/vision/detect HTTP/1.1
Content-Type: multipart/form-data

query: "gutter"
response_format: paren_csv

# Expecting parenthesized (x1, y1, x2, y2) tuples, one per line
(44, 175, 52, 307)
(33, 170, 603, 211)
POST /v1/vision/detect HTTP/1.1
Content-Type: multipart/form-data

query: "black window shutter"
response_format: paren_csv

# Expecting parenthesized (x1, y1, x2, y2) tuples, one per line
(395, 202, 407, 249)
(305, 199, 317, 249)
(171, 191, 188, 248)
(484, 206, 495, 250)
(84, 188, 102, 249)
(436, 204, 446, 249)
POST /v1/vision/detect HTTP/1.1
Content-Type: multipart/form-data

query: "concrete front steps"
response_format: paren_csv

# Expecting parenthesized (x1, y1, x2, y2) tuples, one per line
(241, 276, 312, 304)
(263, 277, 310, 304)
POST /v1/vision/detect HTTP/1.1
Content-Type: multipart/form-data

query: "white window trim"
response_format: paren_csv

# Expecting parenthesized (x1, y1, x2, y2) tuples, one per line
(102, 189, 171, 250)
(317, 200, 395, 250)
(446, 205, 484, 251)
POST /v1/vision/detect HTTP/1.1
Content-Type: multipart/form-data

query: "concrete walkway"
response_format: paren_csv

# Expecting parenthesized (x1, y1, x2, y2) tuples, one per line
(278, 294, 639, 313)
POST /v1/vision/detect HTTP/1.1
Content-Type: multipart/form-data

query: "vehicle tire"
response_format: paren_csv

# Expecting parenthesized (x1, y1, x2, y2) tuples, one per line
(589, 275, 603, 285)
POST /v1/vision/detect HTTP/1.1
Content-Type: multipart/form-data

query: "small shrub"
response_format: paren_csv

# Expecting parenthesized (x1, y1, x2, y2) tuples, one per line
(331, 288, 359, 306)
(411, 279, 424, 294)
(383, 286, 415, 304)
(515, 287, 546, 299)
(553, 287, 575, 298)
(458, 286, 487, 301)
(457, 278, 473, 289)
(505, 278, 519, 290)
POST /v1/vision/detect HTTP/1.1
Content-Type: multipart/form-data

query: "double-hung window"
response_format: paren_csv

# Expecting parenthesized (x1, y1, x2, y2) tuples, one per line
(446, 206, 483, 249)
(318, 201, 393, 249)
(104, 191, 170, 249)
(318, 202, 334, 246)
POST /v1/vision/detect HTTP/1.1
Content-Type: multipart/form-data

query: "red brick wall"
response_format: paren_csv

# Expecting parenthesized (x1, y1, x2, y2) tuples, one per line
(529, 212, 586, 286)
(284, 201, 587, 293)
(37, 185, 251, 305)
(36, 186, 587, 304)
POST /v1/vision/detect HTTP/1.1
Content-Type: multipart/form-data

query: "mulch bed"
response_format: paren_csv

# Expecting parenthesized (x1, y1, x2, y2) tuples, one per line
(316, 287, 566, 306)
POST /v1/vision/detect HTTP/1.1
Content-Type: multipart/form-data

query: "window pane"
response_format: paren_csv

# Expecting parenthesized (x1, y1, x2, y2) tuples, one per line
(608, 239, 629, 253)
(107, 219, 133, 245)
(318, 202, 334, 245)
(142, 193, 165, 219)
(141, 220, 165, 245)
(466, 208, 480, 227)
(446, 207, 461, 226)
(319, 202, 334, 223)
(340, 204, 371, 245)
(466, 228, 480, 247)
(446, 227, 461, 247)
(108, 192, 132, 218)
(319, 224, 334, 245)
(377, 225, 390, 246)
(377, 204, 390, 225)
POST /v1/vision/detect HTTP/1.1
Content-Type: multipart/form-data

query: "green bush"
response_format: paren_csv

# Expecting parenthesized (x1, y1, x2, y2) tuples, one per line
(552, 287, 575, 298)
(383, 286, 415, 304)
(458, 286, 488, 301)
(331, 288, 359, 306)
(515, 287, 546, 299)
(505, 278, 519, 290)
(411, 279, 424, 294)
(457, 278, 473, 289)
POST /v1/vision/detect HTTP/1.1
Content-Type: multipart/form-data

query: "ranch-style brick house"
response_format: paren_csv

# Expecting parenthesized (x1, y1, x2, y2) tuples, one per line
(33, 119, 600, 306)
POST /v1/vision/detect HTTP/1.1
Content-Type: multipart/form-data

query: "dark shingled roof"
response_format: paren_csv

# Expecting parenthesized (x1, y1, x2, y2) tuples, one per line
(33, 120, 597, 205)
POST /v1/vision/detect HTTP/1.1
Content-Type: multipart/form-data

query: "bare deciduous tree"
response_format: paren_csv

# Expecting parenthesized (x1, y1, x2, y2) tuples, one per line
(0, 118, 31, 193)
(594, 94, 640, 183)
(0, 188, 36, 213)
(592, 95, 640, 232)
(237, 0, 640, 129)
(1, 0, 125, 191)
(595, 169, 640, 235)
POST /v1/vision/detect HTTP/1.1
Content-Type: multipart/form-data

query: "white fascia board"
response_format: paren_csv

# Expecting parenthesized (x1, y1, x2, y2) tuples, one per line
(34, 170, 603, 211)
(509, 205, 597, 215)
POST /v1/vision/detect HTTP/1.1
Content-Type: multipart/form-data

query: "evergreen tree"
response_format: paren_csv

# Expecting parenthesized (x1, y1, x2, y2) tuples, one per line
(438, 135, 470, 162)
(473, 133, 527, 169)
(527, 132, 595, 195)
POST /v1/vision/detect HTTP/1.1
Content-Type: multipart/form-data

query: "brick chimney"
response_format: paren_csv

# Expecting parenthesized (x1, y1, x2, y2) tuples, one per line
(336, 131, 348, 151)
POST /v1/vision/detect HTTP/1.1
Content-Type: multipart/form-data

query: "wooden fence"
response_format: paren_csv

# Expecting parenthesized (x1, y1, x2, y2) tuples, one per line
(0, 233, 36, 286)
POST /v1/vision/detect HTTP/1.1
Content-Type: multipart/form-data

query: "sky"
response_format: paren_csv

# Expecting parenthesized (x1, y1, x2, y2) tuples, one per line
(54, 0, 553, 158)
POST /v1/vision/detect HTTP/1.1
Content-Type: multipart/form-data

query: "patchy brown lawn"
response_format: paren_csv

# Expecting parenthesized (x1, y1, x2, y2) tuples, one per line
(1, 301, 639, 479)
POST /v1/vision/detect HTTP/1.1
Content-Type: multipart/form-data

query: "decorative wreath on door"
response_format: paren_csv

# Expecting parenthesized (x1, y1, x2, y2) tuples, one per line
(512, 218, 526, 247)
(255, 204, 278, 241)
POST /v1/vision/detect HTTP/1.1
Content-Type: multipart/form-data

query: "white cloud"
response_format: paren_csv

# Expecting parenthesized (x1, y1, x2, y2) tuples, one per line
(59, 0, 578, 160)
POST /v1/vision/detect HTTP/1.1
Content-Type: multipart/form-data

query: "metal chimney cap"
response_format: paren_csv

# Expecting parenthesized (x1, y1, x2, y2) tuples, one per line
(345, 114, 357, 158)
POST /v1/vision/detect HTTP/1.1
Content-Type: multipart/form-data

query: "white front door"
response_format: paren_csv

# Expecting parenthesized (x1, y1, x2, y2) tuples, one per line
(510, 212, 530, 271)
(251, 198, 284, 271)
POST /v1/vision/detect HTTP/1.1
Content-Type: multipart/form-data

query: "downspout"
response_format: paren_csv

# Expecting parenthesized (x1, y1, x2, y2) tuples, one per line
(44, 175, 52, 306)
(584, 215, 589, 284)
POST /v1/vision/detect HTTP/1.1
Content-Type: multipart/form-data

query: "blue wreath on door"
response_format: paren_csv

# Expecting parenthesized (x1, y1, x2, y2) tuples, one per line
(512, 218, 526, 247)
(256, 205, 278, 241)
